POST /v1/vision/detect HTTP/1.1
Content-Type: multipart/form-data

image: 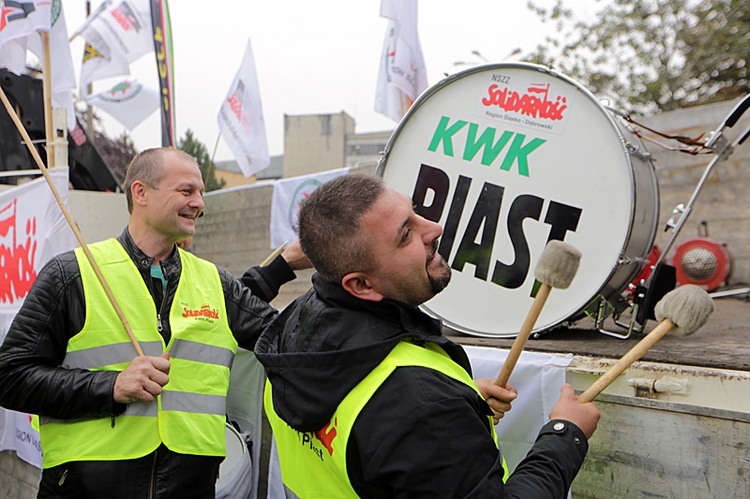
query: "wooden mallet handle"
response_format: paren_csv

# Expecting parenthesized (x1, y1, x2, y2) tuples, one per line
(578, 319, 675, 403)
(495, 284, 552, 387)
(495, 240, 581, 387)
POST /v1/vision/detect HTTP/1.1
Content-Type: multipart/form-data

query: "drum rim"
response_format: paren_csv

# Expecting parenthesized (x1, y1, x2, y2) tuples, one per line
(377, 62, 659, 337)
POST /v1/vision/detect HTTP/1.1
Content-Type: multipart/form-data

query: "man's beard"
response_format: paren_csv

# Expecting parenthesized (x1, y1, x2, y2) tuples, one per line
(428, 259, 452, 295)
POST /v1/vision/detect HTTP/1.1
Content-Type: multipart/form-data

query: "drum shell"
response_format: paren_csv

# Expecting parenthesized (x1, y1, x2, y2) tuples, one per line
(377, 62, 659, 337)
(216, 423, 253, 499)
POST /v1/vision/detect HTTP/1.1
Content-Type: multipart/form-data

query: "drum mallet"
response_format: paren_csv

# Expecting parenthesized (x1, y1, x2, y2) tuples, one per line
(495, 240, 582, 387)
(578, 284, 714, 403)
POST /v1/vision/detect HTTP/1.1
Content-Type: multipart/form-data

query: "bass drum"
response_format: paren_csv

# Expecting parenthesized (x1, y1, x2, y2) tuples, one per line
(377, 62, 659, 337)
(216, 423, 253, 499)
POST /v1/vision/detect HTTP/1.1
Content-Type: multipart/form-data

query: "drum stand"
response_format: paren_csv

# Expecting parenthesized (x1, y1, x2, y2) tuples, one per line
(596, 94, 750, 339)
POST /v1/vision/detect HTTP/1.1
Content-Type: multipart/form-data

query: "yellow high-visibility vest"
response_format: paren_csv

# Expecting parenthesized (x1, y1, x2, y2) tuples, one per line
(39, 239, 235, 468)
(266, 341, 508, 498)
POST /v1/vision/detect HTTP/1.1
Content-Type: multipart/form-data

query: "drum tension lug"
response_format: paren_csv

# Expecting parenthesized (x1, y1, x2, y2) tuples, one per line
(593, 295, 645, 340)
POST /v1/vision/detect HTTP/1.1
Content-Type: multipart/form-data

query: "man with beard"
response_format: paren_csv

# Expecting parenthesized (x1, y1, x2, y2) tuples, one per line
(256, 173, 600, 498)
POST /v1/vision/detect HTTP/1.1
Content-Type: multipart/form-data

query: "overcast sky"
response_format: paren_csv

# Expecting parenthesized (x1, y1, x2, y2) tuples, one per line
(63, 0, 599, 162)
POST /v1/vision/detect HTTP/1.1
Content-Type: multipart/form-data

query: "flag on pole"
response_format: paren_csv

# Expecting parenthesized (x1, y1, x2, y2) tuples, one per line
(78, 33, 131, 98)
(0, 0, 52, 73)
(217, 38, 270, 177)
(0, 0, 51, 47)
(28, 1, 78, 130)
(85, 79, 160, 130)
(149, 0, 175, 147)
(0, 1, 77, 131)
(374, 0, 428, 123)
(76, 0, 153, 95)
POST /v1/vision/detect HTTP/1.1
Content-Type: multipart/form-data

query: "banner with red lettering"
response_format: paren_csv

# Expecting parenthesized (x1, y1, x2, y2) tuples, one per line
(0, 168, 74, 468)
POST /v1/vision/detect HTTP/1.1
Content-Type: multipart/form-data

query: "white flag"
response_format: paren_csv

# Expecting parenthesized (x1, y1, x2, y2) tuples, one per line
(0, 37, 28, 74)
(0, 1, 77, 130)
(0, 0, 52, 74)
(217, 38, 270, 177)
(76, 0, 153, 94)
(269, 168, 350, 249)
(0, 0, 51, 47)
(79, 33, 131, 97)
(374, 0, 428, 123)
(0, 168, 74, 469)
(85, 79, 159, 130)
(27, 1, 78, 130)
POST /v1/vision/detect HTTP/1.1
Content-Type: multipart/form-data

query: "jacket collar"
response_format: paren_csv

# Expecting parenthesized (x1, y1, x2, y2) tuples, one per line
(116, 227, 182, 280)
(311, 274, 445, 339)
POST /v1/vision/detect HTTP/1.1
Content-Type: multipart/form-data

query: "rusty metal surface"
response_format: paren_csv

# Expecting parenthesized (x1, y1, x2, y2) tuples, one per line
(446, 297, 750, 372)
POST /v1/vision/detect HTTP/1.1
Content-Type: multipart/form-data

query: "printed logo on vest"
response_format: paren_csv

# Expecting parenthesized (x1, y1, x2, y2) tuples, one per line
(295, 417, 338, 462)
(315, 419, 337, 457)
(182, 304, 220, 321)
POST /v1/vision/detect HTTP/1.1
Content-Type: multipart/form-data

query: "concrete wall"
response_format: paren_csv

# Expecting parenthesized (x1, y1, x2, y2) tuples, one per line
(0, 451, 37, 499)
(67, 190, 130, 244)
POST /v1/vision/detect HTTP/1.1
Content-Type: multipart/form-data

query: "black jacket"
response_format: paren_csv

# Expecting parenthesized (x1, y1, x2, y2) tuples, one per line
(0, 228, 295, 498)
(256, 273, 588, 498)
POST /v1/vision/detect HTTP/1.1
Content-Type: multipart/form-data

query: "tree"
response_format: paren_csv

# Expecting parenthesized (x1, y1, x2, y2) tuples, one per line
(177, 129, 225, 192)
(520, 0, 749, 114)
(96, 132, 137, 186)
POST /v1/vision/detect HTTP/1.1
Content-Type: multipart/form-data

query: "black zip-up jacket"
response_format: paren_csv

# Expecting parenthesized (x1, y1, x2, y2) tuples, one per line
(256, 273, 589, 498)
(0, 228, 295, 497)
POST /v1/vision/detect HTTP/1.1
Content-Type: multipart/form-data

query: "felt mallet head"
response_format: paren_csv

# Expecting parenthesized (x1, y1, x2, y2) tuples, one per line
(534, 240, 582, 289)
(494, 240, 582, 388)
(578, 284, 714, 403)
(654, 284, 715, 336)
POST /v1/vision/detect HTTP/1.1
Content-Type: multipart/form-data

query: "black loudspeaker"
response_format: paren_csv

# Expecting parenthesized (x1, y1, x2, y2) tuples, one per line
(0, 69, 120, 192)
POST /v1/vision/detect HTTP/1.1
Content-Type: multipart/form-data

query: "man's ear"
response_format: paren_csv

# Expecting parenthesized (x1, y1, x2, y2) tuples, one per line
(341, 272, 384, 302)
(131, 180, 148, 208)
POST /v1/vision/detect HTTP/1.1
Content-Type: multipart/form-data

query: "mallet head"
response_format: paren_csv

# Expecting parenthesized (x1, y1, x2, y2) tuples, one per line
(654, 284, 714, 336)
(534, 240, 582, 289)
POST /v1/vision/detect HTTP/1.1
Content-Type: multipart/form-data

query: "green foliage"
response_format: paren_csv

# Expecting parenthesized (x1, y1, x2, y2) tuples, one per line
(521, 0, 749, 114)
(177, 129, 225, 192)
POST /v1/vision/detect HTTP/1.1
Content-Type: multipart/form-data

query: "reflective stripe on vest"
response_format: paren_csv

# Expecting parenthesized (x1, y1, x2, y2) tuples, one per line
(38, 239, 235, 468)
(266, 341, 508, 498)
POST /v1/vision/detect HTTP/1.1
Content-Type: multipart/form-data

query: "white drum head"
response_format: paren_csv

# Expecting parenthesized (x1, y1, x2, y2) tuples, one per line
(379, 63, 644, 337)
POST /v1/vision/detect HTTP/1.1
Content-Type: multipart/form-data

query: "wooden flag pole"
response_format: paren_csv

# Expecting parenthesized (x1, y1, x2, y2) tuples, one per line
(0, 86, 145, 357)
(41, 31, 56, 167)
